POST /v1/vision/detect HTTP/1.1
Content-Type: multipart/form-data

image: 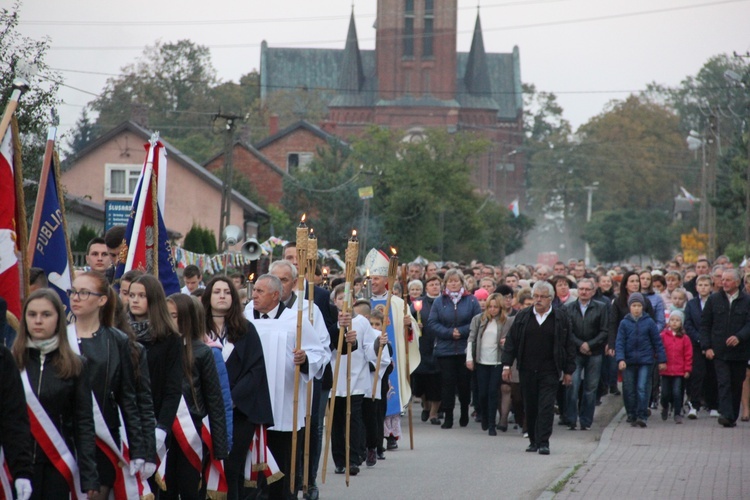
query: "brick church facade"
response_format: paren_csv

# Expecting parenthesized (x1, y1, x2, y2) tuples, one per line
(229, 0, 525, 207)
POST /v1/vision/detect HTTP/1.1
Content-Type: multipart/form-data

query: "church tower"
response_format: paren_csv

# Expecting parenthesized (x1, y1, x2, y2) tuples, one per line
(375, 0, 457, 105)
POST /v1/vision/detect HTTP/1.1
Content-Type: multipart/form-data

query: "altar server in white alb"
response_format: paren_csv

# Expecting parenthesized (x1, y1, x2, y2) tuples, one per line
(244, 274, 326, 499)
(329, 283, 388, 475)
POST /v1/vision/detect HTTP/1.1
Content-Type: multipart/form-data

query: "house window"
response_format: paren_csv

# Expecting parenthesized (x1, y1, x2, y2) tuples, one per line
(287, 152, 314, 174)
(424, 0, 434, 57)
(404, 0, 414, 58)
(105, 164, 142, 199)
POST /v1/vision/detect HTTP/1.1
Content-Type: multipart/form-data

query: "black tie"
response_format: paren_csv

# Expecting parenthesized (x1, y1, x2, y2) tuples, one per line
(262, 313, 269, 319)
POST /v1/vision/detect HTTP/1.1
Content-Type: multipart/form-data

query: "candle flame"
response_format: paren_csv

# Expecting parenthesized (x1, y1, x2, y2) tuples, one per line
(301, 213, 306, 223)
(309, 228, 315, 238)
(413, 299, 423, 312)
(390, 246, 397, 256)
(352, 229, 357, 237)
(323, 267, 329, 275)
(248, 273, 255, 281)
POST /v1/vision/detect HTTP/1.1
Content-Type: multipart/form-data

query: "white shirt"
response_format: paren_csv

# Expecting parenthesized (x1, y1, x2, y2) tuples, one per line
(534, 305, 553, 326)
(331, 315, 378, 397)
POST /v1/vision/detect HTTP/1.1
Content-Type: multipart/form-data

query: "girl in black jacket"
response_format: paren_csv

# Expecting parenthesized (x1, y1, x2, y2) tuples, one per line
(68, 271, 145, 497)
(12, 289, 99, 499)
(165, 293, 228, 500)
(128, 275, 183, 493)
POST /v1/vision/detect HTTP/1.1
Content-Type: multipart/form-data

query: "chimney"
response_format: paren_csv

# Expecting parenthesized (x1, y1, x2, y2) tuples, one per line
(130, 103, 149, 128)
(269, 114, 279, 135)
(319, 120, 337, 134)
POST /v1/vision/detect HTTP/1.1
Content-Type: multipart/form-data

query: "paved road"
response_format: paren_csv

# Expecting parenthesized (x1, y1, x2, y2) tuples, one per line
(314, 393, 622, 499)
(554, 406, 750, 499)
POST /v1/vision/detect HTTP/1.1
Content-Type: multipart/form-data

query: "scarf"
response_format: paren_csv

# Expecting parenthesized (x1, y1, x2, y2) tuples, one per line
(130, 319, 152, 343)
(446, 288, 465, 305)
(27, 336, 60, 355)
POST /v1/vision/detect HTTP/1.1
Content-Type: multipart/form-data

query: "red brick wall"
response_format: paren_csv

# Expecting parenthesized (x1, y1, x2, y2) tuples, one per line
(205, 145, 284, 206)
(257, 129, 331, 173)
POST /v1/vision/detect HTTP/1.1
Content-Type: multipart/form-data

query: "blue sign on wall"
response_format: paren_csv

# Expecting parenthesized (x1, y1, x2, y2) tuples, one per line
(105, 200, 132, 231)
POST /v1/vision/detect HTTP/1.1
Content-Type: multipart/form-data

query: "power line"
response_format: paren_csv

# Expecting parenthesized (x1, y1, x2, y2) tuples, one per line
(44, 0, 748, 51)
(20, 0, 565, 26)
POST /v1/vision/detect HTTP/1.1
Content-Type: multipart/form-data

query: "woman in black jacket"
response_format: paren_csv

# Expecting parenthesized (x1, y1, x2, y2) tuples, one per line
(165, 293, 228, 500)
(12, 289, 98, 499)
(410, 276, 442, 425)
(128, 275, 183, 492)
(67, 271, 145, 498)
(202, 277, 273, 500)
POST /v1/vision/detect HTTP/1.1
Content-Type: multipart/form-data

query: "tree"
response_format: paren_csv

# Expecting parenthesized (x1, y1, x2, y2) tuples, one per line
(66, 108, 96, 155)
(70, 224, 98, 253)
(281, 138, 361, 249)
(583, 209, 677, 263)
(183, 224, 205, 253)
(78, 40, 266, 163)
(1, 2, 62, 220)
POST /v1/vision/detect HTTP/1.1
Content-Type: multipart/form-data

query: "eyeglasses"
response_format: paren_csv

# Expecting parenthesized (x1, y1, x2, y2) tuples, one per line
(532, 294, 551, 300)
(66, 289, 105, 300)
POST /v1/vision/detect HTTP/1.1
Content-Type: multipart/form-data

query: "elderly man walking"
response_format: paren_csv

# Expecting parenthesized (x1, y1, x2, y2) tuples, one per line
(502, 281, 576, 455)
(700, 269, 750, 427)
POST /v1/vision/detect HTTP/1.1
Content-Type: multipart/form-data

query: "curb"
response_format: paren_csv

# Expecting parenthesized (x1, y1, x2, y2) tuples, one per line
(537, 406, 626, 499)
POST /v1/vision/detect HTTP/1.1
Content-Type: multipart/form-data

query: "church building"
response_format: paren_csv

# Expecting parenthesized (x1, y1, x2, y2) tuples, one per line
(258, 0, 525, 205)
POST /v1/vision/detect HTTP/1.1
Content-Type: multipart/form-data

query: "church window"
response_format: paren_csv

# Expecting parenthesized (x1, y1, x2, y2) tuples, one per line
(404, 0, 415, 58)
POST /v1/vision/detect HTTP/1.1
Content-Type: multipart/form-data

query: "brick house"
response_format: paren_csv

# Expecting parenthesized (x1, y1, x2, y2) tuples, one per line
(259, 0, 524, 206)
(61, 120, 268, 245)
(204, 119, 345, 206)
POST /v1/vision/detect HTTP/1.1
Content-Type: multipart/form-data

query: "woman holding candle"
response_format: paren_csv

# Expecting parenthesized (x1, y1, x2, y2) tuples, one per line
(428, 270, 482, 428)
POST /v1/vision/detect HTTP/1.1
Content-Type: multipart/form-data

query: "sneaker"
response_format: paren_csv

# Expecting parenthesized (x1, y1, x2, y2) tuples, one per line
(376, 450, 386, 460)
(688, 408, 698, 419)
(710, 410, 720, 418)
(523, 432, 529, 438)
(661, 406, 669, 421)
(366, 448, 377, 467)
(635, 419, 647, 428)
(386, 436, 398, 450)
(674, 415, 683, 424)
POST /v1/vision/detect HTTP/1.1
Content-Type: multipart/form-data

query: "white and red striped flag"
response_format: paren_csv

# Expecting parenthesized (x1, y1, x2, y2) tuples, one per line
(0, 119, 23, 318)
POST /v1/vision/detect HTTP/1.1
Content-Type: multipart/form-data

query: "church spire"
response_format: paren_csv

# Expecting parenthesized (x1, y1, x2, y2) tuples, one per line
(338, 10, 365, 93)
(464, 12, 491, 96)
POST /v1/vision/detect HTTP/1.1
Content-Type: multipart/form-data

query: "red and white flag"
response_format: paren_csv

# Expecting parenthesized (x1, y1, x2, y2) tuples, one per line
(0, 123, 22, 318)
(201, 416, 227, 499)
(508, 198, 520, 218)
(0, 448, 13, 500)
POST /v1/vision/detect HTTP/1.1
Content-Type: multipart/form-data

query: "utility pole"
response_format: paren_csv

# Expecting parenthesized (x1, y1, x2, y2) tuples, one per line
(215, 112, 242, 253)
(706, 114, 718, 261)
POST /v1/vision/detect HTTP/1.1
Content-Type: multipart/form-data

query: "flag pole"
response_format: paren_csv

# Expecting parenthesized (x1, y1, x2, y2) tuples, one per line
(400, 264, 414, 450)
(124, 134, 158, 272)
(26, 127, 57, 258)
(0, 74, 31, 142)
(54, 148, 76, 289)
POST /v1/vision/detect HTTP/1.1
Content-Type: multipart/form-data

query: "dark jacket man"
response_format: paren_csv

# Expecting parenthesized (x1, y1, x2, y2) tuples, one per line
(564, 298, 609, 356)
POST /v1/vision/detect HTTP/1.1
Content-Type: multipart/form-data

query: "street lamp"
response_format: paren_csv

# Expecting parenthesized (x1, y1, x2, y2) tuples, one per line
(724, 69, 750, 258)
(583, 182, 599, 266)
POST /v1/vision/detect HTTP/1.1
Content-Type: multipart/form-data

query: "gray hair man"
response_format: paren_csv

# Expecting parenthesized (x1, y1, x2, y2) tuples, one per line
(502, 280, 576, 455)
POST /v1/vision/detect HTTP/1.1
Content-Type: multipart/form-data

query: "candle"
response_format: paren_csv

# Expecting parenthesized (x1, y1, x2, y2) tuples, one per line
(307, 228, 318, 260)
(413, 299, 423, 325)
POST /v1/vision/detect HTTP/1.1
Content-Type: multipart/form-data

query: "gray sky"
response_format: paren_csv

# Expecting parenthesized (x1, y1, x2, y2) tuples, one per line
(16, 0, 750, 140)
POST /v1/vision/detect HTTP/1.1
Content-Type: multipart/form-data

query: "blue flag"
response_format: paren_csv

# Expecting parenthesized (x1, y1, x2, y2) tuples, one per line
(29, 132, 73, 318)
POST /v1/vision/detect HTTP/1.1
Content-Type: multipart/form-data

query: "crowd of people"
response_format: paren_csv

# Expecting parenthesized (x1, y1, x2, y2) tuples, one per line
(2, 230, 750, 499)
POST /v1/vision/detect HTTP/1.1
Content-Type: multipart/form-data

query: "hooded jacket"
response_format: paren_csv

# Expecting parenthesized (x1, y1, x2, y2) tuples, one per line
(615, 313, 666, 366)
(660, 329, 693, 376)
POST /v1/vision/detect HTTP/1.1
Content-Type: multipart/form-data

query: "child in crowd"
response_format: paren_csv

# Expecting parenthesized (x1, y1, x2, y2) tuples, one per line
(616, 293, 667, 427)
(659, 310, 693, 424)
(666, 287, 689, 321)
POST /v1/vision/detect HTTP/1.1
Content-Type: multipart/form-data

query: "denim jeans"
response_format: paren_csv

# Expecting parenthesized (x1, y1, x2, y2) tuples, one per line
(623, 364, 653, 421)
(566, 354, 603, 428)
(660, 375, 684, 415)
(476, 363, 503, 428)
